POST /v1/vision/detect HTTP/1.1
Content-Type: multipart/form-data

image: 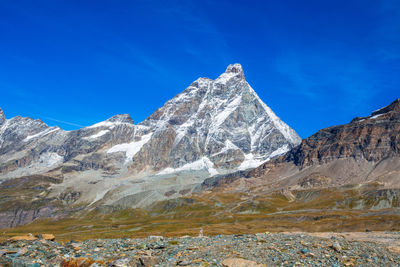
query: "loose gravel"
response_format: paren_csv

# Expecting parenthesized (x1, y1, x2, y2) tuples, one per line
(1, 232, 400, 266)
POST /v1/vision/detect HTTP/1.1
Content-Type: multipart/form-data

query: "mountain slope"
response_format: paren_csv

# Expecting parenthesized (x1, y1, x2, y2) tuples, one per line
(204, 98, 400, 194)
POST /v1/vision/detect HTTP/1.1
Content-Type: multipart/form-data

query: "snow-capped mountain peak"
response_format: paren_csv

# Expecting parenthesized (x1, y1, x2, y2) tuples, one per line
(215, 63, 245, 84)
(225, 63, 244, 74)
(132, 64, 301, 174)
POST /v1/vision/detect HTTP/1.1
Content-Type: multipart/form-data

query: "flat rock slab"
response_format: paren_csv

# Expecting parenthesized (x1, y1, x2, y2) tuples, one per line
(8, 235, 37, 241)
(222, 257, 266, 267)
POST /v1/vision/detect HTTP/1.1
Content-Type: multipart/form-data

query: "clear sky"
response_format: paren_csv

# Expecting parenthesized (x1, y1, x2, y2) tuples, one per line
(0, 0, 399, 138)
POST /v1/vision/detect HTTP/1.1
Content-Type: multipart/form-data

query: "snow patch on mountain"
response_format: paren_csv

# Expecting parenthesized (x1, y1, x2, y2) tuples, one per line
(238, 154, 266, 171)
(107, 132, 152, 162)
(238, 144, 290, 171)
(38, 152, 63, 167)
(157, 157, 219, 176)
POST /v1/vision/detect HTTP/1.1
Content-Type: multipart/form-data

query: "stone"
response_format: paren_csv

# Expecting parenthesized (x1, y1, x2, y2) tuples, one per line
(41, 234, 55, 241)
(222, 258, 266, 267)
(111, 258, 131, 267)
(18, 247, 28, 255)
(300, 248, 309, 254)
(331, 242, 342, 253)
(149, 235, 164, 240)
(177, 260, 192, 266)
(1, 249, 18, 254)
(387, 246, 400, 254)
(139, 256, 158, 266)
(9, 234, 37, 241)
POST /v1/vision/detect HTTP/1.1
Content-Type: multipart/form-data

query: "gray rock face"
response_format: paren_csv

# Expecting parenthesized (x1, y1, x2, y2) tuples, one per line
(0, 115, 66, 178)
(0, 108, 5, 126)
(0, 64, 301, 225)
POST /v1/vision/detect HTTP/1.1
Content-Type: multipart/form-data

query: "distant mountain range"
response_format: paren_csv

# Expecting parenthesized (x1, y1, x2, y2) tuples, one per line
(0, 65, 399, 231)
(0, 64, 301, 227)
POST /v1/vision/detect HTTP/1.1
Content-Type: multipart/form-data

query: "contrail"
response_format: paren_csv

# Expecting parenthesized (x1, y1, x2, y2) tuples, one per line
(42, 116, 86, 128)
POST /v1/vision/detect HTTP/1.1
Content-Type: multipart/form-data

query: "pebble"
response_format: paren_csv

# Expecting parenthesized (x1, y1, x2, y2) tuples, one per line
(331, 242, 342, 252)
(300, 248, 309, 254)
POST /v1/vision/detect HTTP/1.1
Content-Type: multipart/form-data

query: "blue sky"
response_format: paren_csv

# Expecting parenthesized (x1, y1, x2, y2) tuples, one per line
(0, 0, 399, 138)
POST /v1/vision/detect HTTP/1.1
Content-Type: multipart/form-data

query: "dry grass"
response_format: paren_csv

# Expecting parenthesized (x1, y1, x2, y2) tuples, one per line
(1, 186, 399, 242)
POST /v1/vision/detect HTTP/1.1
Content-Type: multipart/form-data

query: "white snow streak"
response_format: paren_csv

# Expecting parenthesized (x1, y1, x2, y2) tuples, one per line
(157, 157, 219, 176)
(370, 114, 384, 119)
(212, 96, 242, 131)
(24, 128, 59, 142)
(83, 130, 109, 140)
(87, 121, 132, 129)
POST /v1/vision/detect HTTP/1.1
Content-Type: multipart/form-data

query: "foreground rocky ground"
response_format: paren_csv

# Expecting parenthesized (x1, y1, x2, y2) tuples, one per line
(1, 232, 400, 266)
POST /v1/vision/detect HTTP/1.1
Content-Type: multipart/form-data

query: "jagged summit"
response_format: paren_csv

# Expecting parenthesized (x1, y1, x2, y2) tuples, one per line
(215, 63, 245, 83)
(188, 64, 245, 89)
(351, 98, 400, 123)
(371, 98, 400, 116)
(87, 114, 135, 129)
(0, 108, 5, 125)
(225, 63, 244, 74)
(106, 114, 134, 124)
